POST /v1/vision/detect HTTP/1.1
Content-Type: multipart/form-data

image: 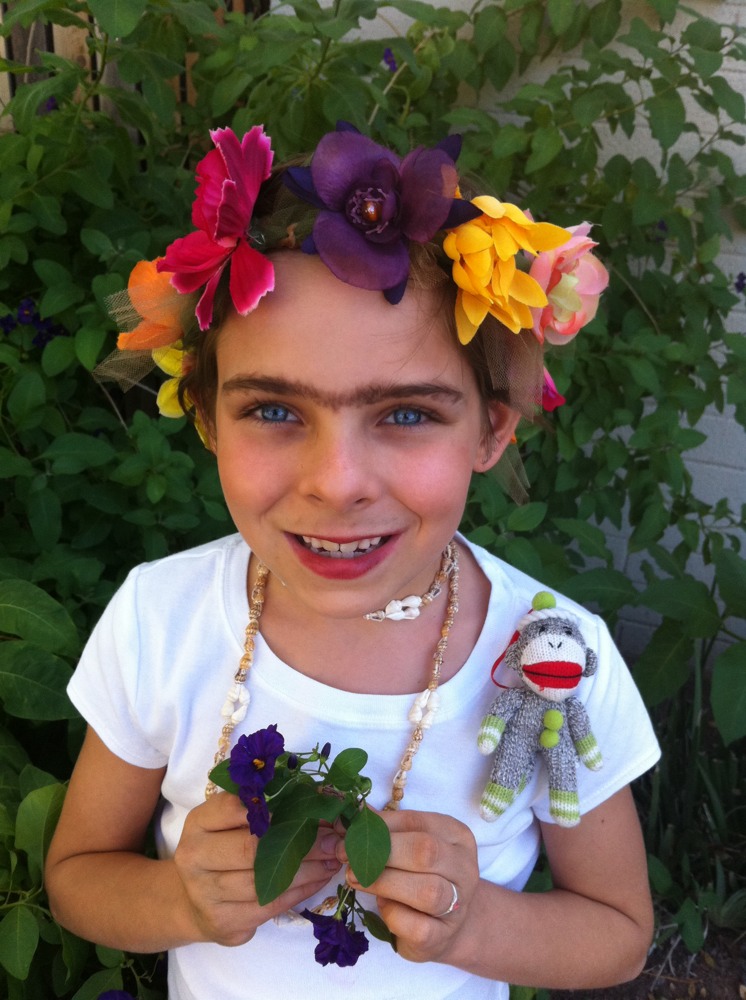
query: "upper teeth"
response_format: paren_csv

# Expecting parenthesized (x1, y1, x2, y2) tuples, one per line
(302, 535, 382, 556)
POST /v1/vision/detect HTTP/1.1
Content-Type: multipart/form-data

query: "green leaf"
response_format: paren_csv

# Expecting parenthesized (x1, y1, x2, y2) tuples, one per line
(561, 568, 638, 612)
(648, 91, 686, 150)
(547, 0, 575, 35)
(270, 782, 347, 824)
(88, 0, 148, 39)
(361, 908, 396, 946)
(41, 433, 116, 474)
(0, 641, 76, 720)
(15, 782, 66, 883)
(0, 579, 79, 655)
(41, 335, 76, 376)
(346, 805, 390, 887)
(552, 518, 611, 562)
(709, 75, 746, 123)
(642, 578, 721, 638)
(632, 621, 693, 706)
(0, 447, 34, 479)
(28, 487, 62, 550)
(207, 759, 240, 796)
(7, 372, 45, 431)
(70, 967, 124, 1000)
(0, 905, 39, 980)
(589, 0, 621, 47)
(254, 817, 317, 905)
(710, 643, 746, 746)
(525, 127, 564, 174)
(629, 501, 669, 551)
(506, 502, 547, 533)
(714, 549, 746, 618)
(327, 748, 368, 791)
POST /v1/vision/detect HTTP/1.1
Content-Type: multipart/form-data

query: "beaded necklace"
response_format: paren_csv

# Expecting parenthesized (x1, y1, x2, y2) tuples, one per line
(205, 541, 459, 804)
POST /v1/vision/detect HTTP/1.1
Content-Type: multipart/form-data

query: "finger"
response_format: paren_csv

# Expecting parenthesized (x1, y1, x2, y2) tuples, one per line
(192, 790, 251, 832)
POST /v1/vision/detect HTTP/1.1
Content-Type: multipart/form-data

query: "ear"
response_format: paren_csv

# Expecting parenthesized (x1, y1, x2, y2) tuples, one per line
(473, 402, 521, 473)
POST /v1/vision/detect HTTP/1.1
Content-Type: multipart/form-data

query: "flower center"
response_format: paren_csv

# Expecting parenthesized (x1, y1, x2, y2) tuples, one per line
(253, 758, 266, 769)
(347, 186, 388, 234)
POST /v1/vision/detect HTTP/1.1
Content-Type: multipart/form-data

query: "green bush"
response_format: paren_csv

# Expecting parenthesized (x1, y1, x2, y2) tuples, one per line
(1, 0, 745, 994)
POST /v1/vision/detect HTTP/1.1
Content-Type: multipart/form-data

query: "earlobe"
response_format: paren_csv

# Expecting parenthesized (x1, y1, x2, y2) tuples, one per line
(473, 402, 521, 473)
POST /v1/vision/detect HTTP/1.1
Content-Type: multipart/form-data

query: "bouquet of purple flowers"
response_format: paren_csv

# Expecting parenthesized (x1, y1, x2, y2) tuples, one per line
(209, 725, 395, 967)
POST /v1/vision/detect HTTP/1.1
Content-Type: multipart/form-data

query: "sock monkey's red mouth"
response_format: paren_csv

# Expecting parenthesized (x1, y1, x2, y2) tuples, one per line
(523, 661, 582, 689)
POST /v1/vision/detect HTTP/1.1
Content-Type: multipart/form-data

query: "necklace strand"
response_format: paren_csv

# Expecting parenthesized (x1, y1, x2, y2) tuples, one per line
(206, 542, 459, 805)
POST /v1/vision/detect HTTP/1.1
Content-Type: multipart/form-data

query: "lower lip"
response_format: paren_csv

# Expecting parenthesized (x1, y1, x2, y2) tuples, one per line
(524, 662, 582, 689)
(286, 533, 395, 580)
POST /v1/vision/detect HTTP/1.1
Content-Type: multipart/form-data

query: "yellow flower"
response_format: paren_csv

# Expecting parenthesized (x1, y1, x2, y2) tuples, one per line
(443, 196, 570, 344)
(152, 345, 186, 418)
(151, 344, 208, 445)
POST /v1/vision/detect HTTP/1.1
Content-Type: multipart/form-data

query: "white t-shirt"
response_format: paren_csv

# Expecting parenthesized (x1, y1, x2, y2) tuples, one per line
(68, 533, 660, 1000)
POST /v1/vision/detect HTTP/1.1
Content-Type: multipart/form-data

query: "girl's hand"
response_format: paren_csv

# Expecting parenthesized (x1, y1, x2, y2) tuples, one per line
(174, 792, 342, 947)
(340, 809, 480, 964)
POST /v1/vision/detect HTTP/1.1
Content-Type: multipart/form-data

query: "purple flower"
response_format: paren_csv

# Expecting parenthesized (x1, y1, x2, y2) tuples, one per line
(383, 47, 397, 72)
(96, 992, 136, 1000)
(736, 271, 746, 294)
(17, 298, 38, 324)
(228, 724, 285, 792)
(284, 123, 479, 304)
(243, 789, 271, 838)
(0, 314, 16, 334)
(32, 318, 67, 349)
(301, 909, 370, 967)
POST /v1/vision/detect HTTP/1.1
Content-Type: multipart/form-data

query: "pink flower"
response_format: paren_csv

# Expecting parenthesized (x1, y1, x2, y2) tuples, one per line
(541, 368, 566, 411)
(158, 126, 275, 330)
(529, 223, 609, 345)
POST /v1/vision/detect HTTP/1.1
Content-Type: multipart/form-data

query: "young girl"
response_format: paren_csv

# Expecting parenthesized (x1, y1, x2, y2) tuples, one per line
(45, 124, 660, 1000)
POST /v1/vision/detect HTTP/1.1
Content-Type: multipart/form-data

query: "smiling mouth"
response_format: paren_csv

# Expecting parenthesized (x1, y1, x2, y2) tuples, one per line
(298, 535, 387, 558)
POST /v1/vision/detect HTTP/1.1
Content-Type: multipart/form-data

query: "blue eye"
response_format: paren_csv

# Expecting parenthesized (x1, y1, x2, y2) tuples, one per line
(389, 407, 424, 426)
(258, 404, 291, 422)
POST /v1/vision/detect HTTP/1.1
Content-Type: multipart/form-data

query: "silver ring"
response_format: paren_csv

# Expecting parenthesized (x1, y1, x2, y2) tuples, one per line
(437, 880, 460, 917)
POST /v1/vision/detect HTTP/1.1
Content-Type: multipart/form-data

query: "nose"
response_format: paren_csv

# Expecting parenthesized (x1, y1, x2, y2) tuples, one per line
(297, 423, 377, 511)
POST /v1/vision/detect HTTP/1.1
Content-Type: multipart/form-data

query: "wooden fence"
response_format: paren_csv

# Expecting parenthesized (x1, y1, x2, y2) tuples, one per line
(0, 1, 268, 130)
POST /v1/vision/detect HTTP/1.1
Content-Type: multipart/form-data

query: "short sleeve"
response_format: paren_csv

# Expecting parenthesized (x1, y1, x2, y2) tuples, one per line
(67, 568, 169, 770)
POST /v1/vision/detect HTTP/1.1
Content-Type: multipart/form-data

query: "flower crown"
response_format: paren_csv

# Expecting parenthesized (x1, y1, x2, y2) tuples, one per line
(101, 122, 608, 424)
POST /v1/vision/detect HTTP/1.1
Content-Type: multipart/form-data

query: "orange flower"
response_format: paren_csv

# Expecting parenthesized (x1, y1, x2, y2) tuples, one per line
(116, 259, 187, 351)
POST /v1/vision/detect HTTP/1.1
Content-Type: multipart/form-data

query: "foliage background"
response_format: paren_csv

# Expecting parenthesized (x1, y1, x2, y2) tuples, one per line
(0, 0, 745, 996)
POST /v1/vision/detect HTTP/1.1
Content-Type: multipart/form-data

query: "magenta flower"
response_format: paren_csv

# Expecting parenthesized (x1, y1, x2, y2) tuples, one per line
(301, 908, 370, 967)
(229, 724, 285, 792)
(158, 126, 275, 330)
(284, 123, 480, 304)
(541, 368, 566, 411)
(529, 223, 609, 345)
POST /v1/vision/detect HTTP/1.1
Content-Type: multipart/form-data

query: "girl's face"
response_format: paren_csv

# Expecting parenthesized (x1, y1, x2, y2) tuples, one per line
(209, 253, 512, 620)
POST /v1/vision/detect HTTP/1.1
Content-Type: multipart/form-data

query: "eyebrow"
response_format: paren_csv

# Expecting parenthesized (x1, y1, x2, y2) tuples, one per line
(220, 374, 466, 409)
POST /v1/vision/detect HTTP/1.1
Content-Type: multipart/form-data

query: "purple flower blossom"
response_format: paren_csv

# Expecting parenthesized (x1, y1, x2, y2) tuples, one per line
(283, 123, 480, 304)
(301, 908, 370, 967)
(383, 47, 397, 72)
(736, 271, 746, 294)
(229, 724, 285, 792)
(43, 96, 58, 113)
(32, 317, 67, 349)
(17, 298, 38, 324)
(0, 314, 16, 334)
(97, 992, 136, 1000)
(243, 789, 271, 838)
